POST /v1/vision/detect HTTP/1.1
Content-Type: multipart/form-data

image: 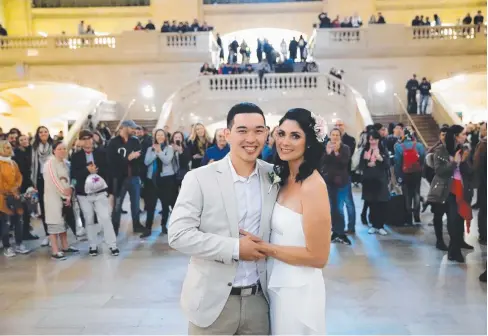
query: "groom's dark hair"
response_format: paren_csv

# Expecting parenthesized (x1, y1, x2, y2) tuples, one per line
(226, 102, 266, 129)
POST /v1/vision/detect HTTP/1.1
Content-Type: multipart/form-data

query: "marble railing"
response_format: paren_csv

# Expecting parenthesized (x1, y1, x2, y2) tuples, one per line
(156, 72, 373, 137)
(0, 31, 217, 64)
(314, 24, 486, 58)
(1, 24, 484, 64)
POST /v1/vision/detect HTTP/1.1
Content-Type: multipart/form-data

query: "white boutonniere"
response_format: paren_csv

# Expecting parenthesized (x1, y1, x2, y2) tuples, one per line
(268, 166, 282, 193)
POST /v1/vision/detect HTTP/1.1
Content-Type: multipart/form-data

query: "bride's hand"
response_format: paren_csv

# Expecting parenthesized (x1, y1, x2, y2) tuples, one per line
(239, 230, 275, 256)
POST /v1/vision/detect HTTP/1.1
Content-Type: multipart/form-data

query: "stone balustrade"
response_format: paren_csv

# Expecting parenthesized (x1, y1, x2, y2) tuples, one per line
(314, 24, 486, 58)
(0, 31, 218, 65)
(0, 24, 484, 65)
(156, 72, 372, 136)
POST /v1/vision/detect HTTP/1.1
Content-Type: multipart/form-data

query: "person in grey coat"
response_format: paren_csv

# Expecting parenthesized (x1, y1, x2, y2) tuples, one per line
(359, 130, 390, 235)
(427, 125, 474, 263)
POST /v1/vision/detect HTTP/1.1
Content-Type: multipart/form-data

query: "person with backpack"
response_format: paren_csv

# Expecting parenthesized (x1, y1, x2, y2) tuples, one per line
(394, 130, 426, 225)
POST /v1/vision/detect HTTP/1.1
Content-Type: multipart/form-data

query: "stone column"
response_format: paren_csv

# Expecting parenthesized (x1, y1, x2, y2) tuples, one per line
(3, 0, 32, 35)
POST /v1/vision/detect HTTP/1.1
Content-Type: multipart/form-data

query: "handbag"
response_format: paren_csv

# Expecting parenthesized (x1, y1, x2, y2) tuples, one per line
(6, 194, 22, 212)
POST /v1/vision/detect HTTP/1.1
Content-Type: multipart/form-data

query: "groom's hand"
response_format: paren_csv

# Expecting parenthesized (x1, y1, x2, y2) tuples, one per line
(239, 235, 266, 261)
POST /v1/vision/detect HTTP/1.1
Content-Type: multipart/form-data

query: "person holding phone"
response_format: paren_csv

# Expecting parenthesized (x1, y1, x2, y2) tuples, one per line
(106, 120, 145, 236)
(170, 131, 191, 200)
(321, 129, 352, 244)
(427, 125, 474, 263)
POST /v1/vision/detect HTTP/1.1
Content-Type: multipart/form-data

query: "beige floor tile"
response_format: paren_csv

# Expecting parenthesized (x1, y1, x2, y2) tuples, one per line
(0, 189, 485, 335)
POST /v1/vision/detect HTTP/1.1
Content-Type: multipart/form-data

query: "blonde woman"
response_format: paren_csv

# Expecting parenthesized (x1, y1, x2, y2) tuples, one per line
(187, 123, 211, 169)
(0, 141, 30, 257)
(43, 142, 79, 260)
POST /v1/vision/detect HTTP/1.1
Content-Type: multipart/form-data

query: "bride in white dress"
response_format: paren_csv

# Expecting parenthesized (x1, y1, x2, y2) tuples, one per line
(242, 108, 331, 335)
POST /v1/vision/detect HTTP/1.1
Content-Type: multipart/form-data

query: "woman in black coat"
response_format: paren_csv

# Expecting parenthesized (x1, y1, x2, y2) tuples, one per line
(360, 130, 390, 235)
(13, 135, 38, 240)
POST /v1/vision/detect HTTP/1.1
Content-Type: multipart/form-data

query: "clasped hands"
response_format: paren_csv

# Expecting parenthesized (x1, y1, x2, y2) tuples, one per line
(238, 229, 275, 261)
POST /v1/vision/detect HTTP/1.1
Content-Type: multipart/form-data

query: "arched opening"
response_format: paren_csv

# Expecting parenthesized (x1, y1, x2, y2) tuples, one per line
(0, 81, 107, 135)
(220, 28, 307, 64)
(432, 72, 486, 123)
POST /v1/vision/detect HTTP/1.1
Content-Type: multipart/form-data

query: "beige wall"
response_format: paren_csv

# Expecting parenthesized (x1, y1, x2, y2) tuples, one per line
(0, 52, 484, 125)
(203, 2, 324, 36)
(376, 0, 484, 25)
(32, 7, 151, 35)
(4, 0, 484, 36)
(4, 0, 31, 36)
(0, 0, 5, 27)
(315, 55, 486, 115)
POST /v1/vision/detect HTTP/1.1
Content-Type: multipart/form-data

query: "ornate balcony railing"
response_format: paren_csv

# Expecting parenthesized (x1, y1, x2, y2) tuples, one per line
(314, 24, 486, 58)
(0, 24, 484, 65)
(156, 72, 373, 138)
(0, 31, 215, 65)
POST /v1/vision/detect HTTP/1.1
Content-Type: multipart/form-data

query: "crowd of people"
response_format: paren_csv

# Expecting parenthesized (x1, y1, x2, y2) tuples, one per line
(316, 11, 386, 29)
(405, 74, 432, 115)
(1, 113, 485, 281)
(134, 19, 214, 33)
(216, 35, 309, 67)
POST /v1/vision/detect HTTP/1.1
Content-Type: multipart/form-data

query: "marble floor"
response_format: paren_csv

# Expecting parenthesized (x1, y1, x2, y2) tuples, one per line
(0, 187, 486, 335)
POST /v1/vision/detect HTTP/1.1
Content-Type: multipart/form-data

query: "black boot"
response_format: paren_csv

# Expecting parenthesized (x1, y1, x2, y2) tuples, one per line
(361, 213, 368, 225)
(132, 221, 145, 233)
(461, 240, 474, 250)
(433, 211, 447, 250)
(480, 270, 487, 282)
(448, 248, 465, 263)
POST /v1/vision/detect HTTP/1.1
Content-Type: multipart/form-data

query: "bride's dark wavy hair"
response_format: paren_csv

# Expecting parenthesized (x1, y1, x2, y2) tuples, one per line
(273, 108, 325, 185)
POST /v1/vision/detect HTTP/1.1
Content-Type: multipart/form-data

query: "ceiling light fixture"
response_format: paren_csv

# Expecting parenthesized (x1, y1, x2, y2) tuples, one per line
(141, 85, 154, 99)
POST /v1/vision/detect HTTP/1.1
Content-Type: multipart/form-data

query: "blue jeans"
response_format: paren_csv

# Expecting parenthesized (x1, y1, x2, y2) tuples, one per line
(1, 213, 22, 248)
(112, 176, 141, 234)
(328, 184, 349, 235)
(420, 94, 430, 114)
(339, 182, 356, 231)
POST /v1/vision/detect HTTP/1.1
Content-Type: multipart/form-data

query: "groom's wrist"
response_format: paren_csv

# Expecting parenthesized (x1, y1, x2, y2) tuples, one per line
(232, 240, 239, 261)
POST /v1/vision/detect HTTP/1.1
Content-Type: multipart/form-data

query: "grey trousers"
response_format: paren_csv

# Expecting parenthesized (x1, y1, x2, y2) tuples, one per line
(189, 293, 269, 335)
(77, 193, 117, 249)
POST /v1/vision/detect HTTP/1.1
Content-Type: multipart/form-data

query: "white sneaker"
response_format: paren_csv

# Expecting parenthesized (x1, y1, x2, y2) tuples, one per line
(41, 237, 50, 247)
(4, 247, 16, 257)
(15, 244, 30, 254)
(368, 227, 378, 234)
(378, 228, 388, 236)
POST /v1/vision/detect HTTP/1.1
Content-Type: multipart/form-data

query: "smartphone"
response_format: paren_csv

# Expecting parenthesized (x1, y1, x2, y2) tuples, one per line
(87, 161, 93, 166)
(175, 140, 181, 146)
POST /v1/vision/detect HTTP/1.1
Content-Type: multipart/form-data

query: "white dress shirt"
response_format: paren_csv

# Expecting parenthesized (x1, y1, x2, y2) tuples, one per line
(228, 156, 262, 287)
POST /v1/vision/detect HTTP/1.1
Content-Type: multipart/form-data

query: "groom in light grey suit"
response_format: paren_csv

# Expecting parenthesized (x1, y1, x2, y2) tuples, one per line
(168, 102, 278, 335)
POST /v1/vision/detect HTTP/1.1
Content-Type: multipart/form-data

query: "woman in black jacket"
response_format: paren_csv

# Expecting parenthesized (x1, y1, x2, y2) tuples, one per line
(13, 135, 38, 240)
(360, 130, 390, 236)
(187, 123, 211, 170)
(171, 131, 191, 195)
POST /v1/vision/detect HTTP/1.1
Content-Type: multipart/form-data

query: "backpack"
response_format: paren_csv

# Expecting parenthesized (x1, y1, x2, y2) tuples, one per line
(401, 142, 421, 173)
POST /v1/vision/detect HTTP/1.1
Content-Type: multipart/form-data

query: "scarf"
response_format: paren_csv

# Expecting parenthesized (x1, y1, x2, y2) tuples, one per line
(0, 156, 12, 163)
(451, 179, 473, 233)
(31, 142, 52, 186)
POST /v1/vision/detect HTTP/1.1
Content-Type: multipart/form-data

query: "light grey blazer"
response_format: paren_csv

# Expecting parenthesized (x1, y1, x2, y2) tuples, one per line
(168, 156, 278, 328)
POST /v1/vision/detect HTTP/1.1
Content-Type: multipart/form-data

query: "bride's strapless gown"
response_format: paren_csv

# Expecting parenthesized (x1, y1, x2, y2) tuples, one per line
(267, 203, 326, 335)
